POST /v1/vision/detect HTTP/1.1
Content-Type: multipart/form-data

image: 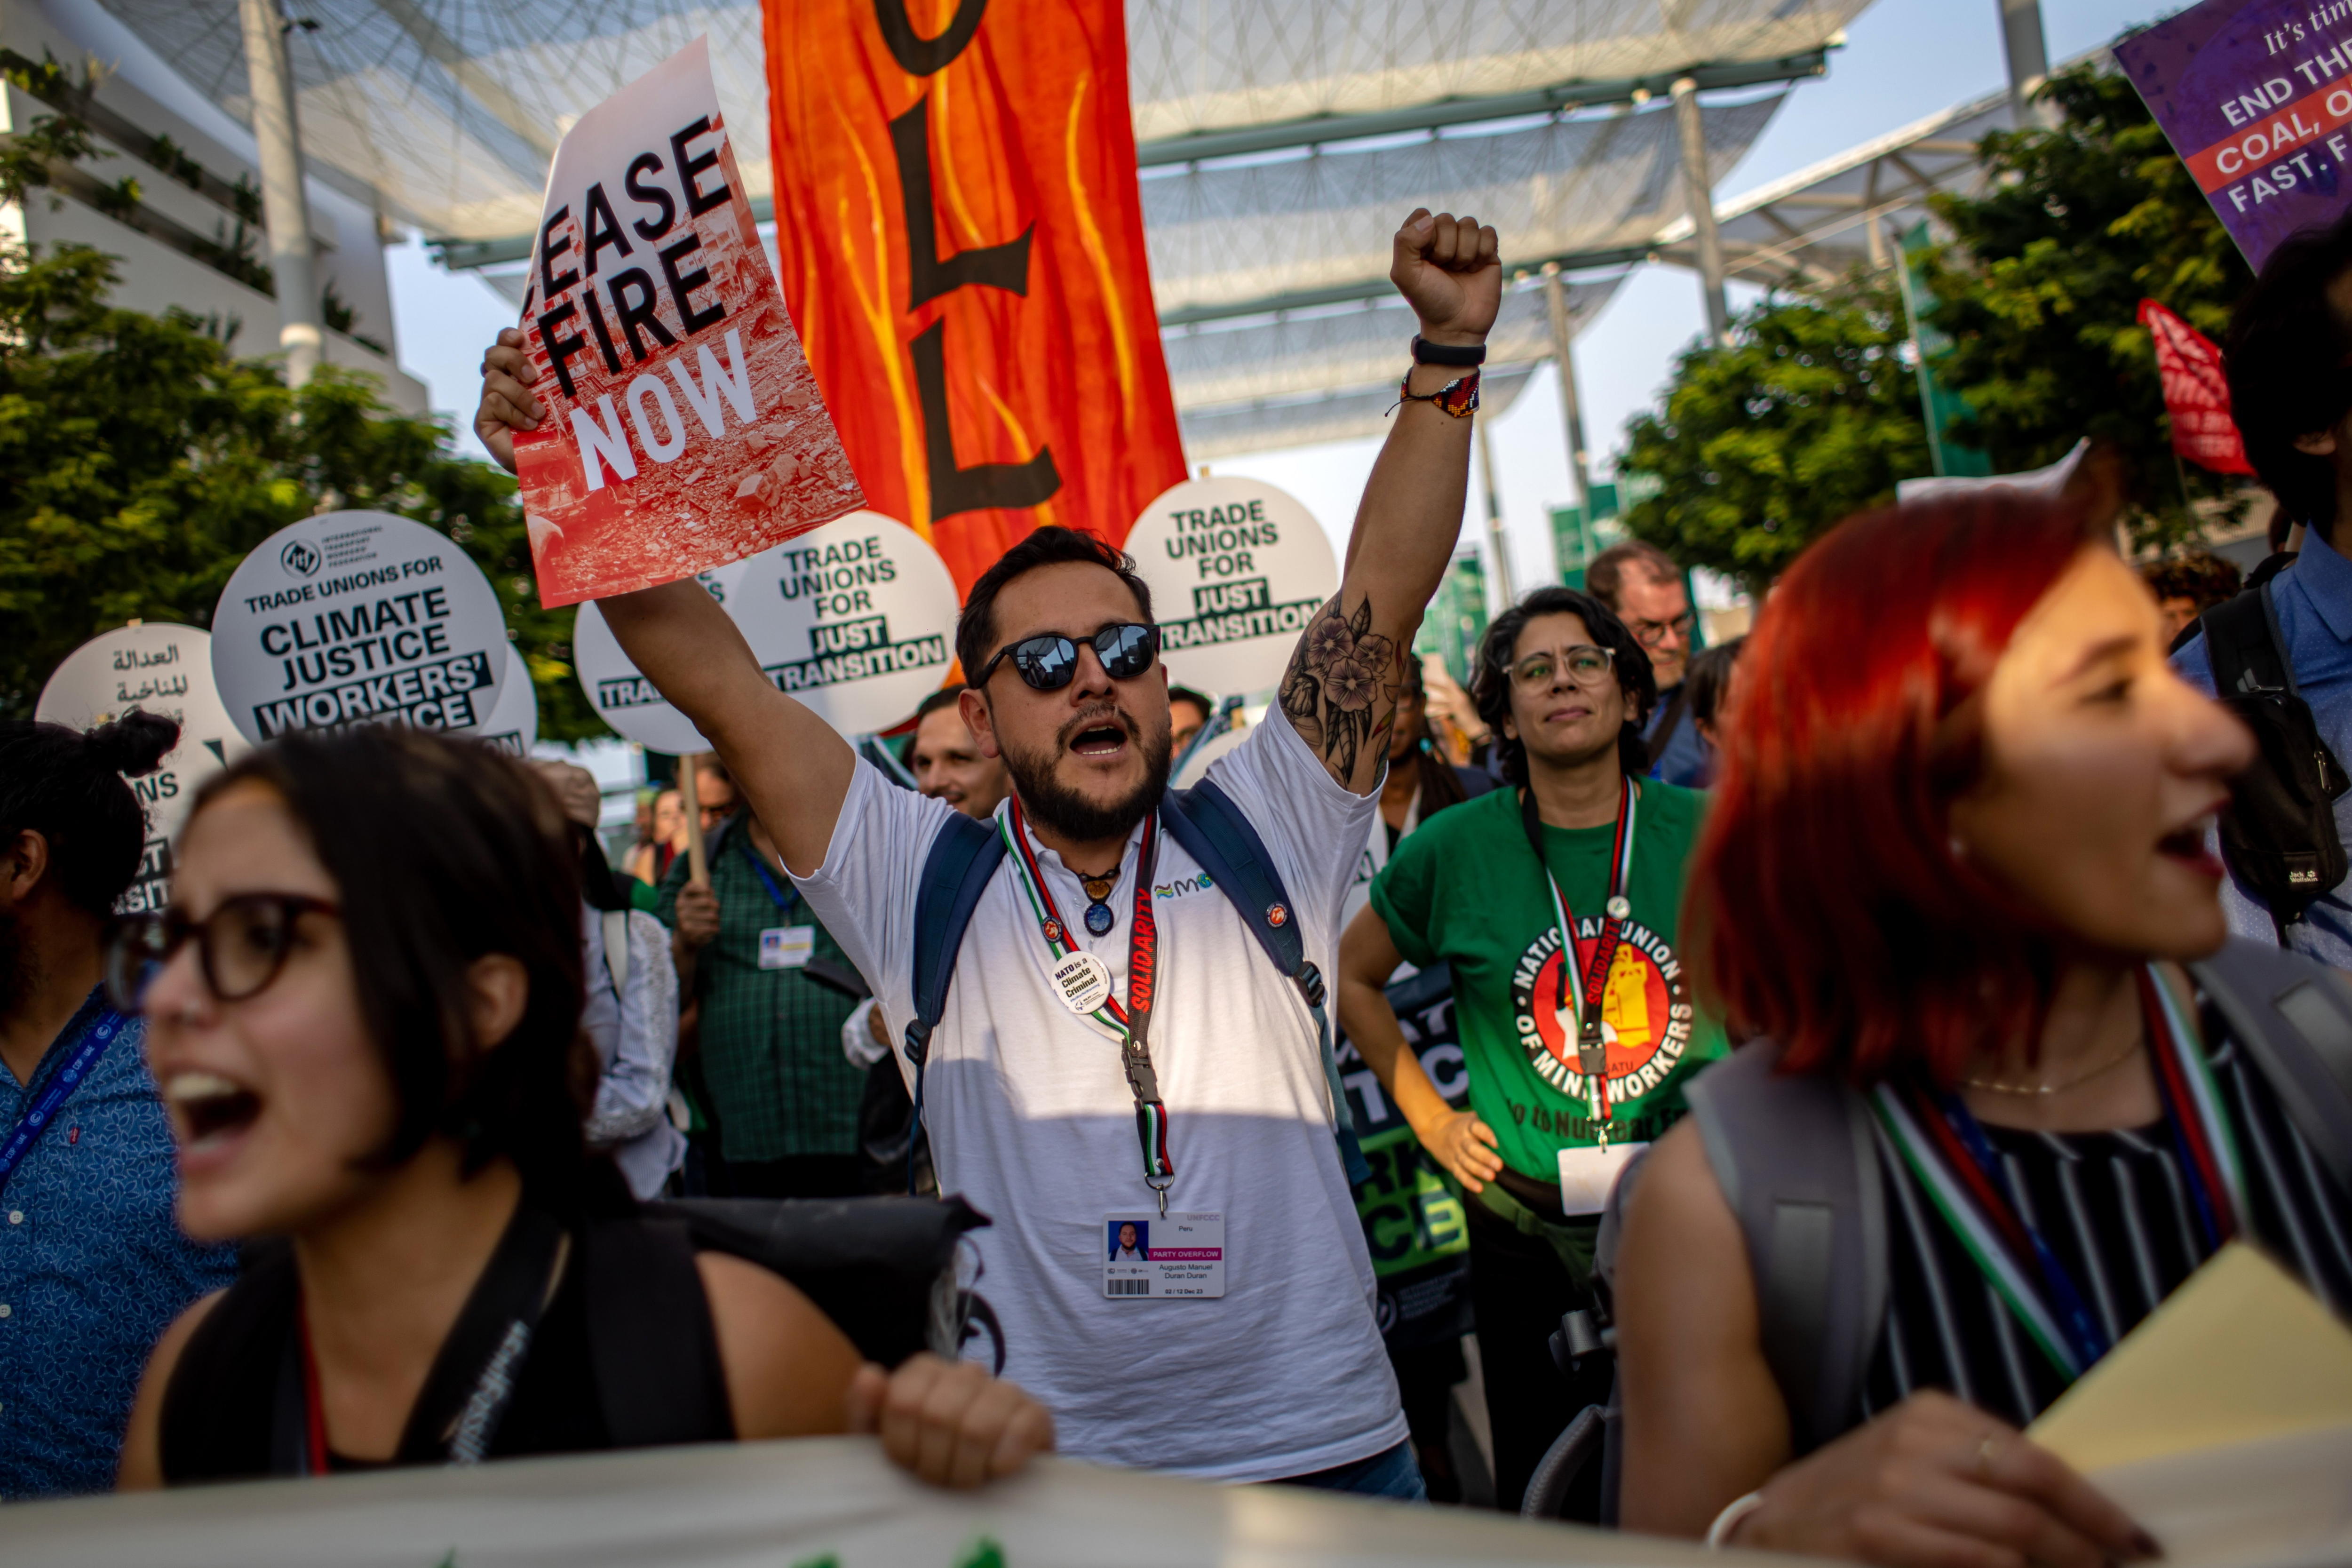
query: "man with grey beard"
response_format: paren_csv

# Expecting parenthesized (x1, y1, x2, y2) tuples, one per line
(475, 207, 1501, 1494)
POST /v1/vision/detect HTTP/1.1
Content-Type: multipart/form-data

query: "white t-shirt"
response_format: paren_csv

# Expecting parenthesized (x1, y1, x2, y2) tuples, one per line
(793, 717, 1407, 1480)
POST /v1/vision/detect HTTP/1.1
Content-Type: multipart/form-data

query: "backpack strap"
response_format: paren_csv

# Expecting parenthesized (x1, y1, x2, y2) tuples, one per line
(904, 812, 1009, 1192)
(2190, 937, 2352, 1198)
(599, 908, 628, 1000)
(581, 1216, 732, 1448)
(1162, 778, 1370, 1186)
(1684, 1042, 1885, 1456)
(2204, 583, 2296, 699)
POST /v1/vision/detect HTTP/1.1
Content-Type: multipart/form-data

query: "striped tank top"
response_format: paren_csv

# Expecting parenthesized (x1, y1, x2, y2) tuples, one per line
(1861, 998, 2352, 1429)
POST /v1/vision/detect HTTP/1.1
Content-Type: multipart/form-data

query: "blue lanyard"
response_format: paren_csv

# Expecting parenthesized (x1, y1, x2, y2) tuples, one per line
(737, 835, 798, 915)
(1928, 1087, 2114, 1370)
(0, 990, 120, 1197)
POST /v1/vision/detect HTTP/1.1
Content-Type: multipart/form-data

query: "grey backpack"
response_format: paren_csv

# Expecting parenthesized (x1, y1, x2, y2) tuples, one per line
(1685, 937, 2352, 1455)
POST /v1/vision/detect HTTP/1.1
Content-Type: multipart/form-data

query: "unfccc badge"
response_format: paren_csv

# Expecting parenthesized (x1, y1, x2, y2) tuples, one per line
(210, 511, 509, 746)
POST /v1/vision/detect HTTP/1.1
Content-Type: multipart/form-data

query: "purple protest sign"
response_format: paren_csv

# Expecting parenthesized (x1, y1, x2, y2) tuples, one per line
(2116, 0, 2352, 271)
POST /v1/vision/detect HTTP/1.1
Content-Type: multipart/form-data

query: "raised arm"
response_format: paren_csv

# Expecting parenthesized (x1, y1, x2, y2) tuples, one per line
(1277, 211, 1500, 793)
(477, 329, 855, 874)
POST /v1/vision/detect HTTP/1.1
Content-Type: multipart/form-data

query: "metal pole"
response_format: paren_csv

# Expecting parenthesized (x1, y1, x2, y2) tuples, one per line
(1997, 0, 2054, 128)
(1476, 414, 1517, 607)
(237, 0, 322, 388)
(1671, 75, 1731, 346)
(1542, 267, 1592, 519)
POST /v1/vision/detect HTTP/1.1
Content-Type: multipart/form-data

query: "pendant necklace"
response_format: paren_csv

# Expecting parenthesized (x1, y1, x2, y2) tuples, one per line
(1073, 867, 1121, 936)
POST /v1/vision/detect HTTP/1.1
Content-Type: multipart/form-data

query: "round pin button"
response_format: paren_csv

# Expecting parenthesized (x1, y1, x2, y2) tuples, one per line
(1051, 951, 1115, 1016)
(1605, 896, 1631, 920)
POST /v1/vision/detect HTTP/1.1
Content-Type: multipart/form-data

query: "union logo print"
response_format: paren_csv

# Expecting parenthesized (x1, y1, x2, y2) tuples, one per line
(1507, 916, 1696, 1100)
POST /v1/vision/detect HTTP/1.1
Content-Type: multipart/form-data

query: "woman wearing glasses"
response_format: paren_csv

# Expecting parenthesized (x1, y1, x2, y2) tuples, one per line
(110, 726, 1051, 1487)
(1335, 586, 1729, 1515)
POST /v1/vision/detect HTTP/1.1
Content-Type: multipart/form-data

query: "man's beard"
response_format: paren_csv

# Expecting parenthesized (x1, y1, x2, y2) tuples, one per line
(1001, 704, 1173, 845)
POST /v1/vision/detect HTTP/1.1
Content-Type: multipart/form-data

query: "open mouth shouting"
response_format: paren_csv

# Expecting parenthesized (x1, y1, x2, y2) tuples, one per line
(161, 1070, 263, 1170)
(2155, 811, 2226, 882)
(1063, 708, 1136, 765)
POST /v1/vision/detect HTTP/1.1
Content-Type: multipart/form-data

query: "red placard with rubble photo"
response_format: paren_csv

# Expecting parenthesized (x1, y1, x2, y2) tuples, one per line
(513, 36, 863, 607)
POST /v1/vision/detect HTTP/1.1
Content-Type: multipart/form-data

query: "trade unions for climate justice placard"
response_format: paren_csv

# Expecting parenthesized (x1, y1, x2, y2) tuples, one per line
(513, 37, 864, 607)
(209, 512, 513, 746)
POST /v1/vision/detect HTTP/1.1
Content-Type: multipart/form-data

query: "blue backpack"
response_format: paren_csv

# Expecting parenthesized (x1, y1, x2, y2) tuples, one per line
(899, 778, 1370, 1190)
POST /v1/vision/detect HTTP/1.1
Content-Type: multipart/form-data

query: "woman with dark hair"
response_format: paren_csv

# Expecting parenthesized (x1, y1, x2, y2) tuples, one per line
(1335, 586, 1728, 1514)
(111, 726, 1049, 1487)
(1615, 491, 2352, 1564)
(0, 712, 237, 1498)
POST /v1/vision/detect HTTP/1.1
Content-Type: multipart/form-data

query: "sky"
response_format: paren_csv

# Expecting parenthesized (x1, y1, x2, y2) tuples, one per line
(380, 0, 2177, 610)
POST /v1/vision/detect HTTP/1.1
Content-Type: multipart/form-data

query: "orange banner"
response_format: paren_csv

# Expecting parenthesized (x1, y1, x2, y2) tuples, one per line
(762, 0, 1186, 593)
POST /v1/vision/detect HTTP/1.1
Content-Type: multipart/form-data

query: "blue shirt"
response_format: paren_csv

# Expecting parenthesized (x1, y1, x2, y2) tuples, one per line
(1645, 685, 1712, 788)
(0, 991, 236, 1498)
(2173, 529, 2352, 967)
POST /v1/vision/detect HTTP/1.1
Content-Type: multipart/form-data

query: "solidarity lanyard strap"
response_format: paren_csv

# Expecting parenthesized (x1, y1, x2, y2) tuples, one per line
(1870, 963, 2245, 1381)
(1519, 779, 1638, 1149)
(0, 989, 120, 1198)
(1000, 798, 1171, 1210)
(737, 834, 799, 914)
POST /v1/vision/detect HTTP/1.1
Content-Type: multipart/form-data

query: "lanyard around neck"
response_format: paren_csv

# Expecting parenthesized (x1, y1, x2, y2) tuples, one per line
(0, 989, 119, 1198)
(736, 834, 798, 914)
(1000, 798, 1174, 1208)
(1519, 777, 1638, 1142)
(1870, 963, 2246, 1381)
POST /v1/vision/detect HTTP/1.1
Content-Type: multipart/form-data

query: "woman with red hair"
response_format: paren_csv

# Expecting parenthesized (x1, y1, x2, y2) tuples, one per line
(1614, 491, 2352, 1565)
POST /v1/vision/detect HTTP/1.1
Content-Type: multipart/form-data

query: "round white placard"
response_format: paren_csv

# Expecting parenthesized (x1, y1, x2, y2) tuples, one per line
(572, 565, 743, 753)
(468, 645, 540, 756)
(36, 622, 248, 912)
(727, 511, 961, 736)
(1125, 477, 1337, 696)
(209, 511, 508, 746)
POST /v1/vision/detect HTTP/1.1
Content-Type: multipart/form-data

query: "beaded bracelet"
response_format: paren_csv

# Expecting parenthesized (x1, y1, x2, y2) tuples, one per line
(1391, 367, 1481, 418)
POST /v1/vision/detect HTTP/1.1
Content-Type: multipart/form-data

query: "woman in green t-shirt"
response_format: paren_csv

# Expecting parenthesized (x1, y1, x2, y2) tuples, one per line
(1336, 585, 1729, 1515)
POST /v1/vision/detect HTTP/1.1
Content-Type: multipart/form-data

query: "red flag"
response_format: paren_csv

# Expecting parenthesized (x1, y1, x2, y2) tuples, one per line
(2138, 299, 2256, 477)
(761, 0, 1186, 594)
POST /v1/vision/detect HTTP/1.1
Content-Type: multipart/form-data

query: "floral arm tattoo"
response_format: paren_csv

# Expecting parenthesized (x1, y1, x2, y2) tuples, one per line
(1279, 595, 1404, 783)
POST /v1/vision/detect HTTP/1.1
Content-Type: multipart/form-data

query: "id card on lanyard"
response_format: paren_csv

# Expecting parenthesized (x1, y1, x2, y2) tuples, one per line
(0, 992, 120, 1199)
(738, 836, 814, 971)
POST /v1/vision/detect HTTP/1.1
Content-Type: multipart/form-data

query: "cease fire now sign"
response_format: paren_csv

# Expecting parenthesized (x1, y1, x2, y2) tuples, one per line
(514, 36, 864, 607)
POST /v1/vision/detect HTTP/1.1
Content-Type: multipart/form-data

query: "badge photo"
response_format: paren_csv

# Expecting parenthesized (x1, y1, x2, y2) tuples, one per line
(1103, 1210, 1227, 1299)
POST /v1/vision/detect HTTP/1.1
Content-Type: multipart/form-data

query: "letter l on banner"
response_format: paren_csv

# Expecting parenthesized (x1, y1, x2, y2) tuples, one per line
(762, 0, 1187, 593)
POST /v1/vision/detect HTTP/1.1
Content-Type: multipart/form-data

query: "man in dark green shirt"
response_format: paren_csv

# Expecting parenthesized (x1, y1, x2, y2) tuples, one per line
(659, 803, 869, 1196)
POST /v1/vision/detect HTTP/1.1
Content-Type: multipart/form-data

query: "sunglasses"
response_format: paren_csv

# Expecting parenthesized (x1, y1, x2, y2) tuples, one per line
(105, 892, 342, 1013)
(977, 622, 1160, 692)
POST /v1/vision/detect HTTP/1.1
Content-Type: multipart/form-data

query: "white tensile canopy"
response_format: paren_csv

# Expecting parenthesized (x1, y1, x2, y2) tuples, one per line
(90, 0, 1866, 453)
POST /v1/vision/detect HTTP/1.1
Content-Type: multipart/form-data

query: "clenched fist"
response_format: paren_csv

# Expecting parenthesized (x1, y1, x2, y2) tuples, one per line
(1390, 209, 1502, 347)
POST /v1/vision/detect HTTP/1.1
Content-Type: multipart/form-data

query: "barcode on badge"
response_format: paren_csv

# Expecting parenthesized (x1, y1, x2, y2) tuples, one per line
(1107, 1277, 1150, 1296)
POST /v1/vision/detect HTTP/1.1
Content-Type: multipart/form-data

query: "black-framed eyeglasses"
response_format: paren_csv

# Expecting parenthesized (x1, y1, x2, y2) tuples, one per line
(1625, 610, 1694, 649)
(105, 893, 343, 1014)
(977, 622, 1160, 692)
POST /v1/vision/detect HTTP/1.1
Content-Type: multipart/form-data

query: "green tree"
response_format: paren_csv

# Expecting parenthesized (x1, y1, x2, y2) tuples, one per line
(1616, 273, 1930, 589)
(1924, 62, 2255, 544)
(0, 242, 604, 738)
